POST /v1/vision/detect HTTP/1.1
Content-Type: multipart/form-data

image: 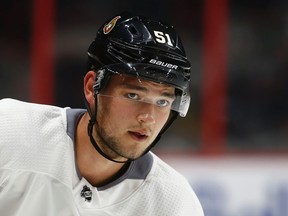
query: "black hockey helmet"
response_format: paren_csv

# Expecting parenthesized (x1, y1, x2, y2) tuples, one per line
(87, 12, 191, 117)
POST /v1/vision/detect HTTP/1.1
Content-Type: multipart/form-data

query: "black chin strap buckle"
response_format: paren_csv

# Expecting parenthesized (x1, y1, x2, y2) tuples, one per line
(88, 118, 95, 136)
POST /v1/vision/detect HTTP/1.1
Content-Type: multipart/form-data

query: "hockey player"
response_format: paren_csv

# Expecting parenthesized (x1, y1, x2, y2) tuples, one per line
(0, 12, 204, 216)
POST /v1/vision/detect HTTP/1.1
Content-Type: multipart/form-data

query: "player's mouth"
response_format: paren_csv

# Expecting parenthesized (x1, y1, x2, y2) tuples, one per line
(128, 130, 149, 142)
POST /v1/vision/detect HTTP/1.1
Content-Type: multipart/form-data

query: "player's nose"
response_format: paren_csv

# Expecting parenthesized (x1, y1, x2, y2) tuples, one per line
(136, 104, 156, 125)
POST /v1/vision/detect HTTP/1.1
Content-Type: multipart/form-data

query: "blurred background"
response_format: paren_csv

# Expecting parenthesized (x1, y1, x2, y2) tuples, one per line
(1, 0, 288, 215)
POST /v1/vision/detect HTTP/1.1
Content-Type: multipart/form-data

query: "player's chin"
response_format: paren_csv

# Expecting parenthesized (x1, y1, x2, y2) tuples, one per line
(122, 148, 148, 161)
(121, 137, 155, 159)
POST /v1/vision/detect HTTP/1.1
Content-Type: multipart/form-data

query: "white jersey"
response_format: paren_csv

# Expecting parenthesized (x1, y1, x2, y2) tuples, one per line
(0, 99, 204, 216)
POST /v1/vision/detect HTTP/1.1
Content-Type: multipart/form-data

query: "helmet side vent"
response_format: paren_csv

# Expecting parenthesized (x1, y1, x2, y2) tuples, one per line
(128, 25, 138, 35)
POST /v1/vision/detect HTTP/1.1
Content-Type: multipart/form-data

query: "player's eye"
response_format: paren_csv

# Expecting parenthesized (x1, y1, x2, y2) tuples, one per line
(156, 99, 171, 108)
(126, 93, 140, 100)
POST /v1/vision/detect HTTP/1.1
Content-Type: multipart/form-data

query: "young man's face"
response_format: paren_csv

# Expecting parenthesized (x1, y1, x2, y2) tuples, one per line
(94, 74, 175, 161)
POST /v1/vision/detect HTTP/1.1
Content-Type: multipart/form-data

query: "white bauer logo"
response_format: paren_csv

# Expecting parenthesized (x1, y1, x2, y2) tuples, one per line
(149, 59, 178, 70)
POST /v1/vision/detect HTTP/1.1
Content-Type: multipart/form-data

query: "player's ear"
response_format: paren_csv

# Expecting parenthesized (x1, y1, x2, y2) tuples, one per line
(83, 70, 96, 105)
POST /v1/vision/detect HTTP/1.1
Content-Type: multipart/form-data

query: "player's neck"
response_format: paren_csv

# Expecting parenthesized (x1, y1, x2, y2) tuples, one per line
(75, 112, 127, 187)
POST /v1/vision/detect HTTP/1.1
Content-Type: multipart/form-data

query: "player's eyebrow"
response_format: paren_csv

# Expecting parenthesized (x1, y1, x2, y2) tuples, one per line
(119, 83, 175, 99)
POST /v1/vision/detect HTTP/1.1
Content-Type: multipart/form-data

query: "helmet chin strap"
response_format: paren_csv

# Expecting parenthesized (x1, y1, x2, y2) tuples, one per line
(86, 93, 178, 164)
(87, 93, 129, 163)
(88, 121, 130, 164)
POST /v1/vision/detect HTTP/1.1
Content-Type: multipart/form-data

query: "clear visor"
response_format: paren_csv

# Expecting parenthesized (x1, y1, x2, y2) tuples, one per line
(95, 63, 190, 117)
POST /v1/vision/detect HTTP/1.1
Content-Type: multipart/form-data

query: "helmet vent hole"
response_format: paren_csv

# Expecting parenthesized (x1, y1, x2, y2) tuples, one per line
(128, 25, 138, 35)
